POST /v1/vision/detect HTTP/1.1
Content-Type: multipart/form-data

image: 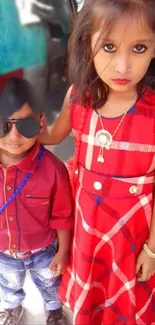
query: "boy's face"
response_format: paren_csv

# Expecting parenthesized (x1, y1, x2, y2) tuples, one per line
(0, 103, 45, 157)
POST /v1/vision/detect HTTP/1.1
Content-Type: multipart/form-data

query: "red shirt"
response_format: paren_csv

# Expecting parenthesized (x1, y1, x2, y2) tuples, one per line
(0, 143, 74, 252)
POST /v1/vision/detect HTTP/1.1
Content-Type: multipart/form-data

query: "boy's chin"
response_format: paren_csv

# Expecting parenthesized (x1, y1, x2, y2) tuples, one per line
(1, 144, 34, 157)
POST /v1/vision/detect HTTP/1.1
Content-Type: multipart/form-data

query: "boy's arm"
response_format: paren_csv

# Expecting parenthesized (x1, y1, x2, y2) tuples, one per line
(49, 162, 74, 276)
(49, 161, 74, 233)
(56, 229, 72, 254)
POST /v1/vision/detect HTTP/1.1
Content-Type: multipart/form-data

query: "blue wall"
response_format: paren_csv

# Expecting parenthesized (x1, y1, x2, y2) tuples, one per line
(0, 0, 47, 74)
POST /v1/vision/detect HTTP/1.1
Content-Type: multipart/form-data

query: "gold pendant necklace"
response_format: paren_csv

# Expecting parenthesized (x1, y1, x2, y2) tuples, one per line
(96, 96, 137, 163)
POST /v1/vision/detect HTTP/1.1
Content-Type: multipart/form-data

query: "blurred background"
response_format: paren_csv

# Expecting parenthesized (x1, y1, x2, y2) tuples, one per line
(0, 0, 84, 161)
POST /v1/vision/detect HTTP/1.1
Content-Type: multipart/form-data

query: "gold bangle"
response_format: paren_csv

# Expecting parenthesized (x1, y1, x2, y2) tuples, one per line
(143, 243, 155, 259)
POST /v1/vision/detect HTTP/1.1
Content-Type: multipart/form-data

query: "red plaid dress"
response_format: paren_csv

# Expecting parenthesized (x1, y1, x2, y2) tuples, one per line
(59, 89, 155, 325)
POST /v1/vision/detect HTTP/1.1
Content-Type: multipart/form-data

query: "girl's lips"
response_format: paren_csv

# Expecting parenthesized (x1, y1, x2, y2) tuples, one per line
(112, 78, 131, 85)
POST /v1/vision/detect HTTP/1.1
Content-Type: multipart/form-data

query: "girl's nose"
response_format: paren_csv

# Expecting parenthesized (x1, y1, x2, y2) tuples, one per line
(114, 53, 131, 75)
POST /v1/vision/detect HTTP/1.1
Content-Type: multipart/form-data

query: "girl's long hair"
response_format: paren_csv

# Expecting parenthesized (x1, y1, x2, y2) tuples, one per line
(67, 0, 155, 192)
(68, 0, 155, 108)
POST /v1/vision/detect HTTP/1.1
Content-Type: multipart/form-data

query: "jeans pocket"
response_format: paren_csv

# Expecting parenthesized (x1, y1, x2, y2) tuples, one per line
(32, 239, 58, 269)
(51, 238, 58, 252)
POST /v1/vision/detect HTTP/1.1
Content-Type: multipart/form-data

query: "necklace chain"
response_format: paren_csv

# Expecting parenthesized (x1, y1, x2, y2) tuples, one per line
(99, 109, 127, 138)
(96, 96, 137, 163)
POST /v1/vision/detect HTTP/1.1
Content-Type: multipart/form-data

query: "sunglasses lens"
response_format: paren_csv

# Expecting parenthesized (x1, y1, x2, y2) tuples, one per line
(0, 117, 12, 138)
(16, 116, 40, 138)
(0, 117, 4, 138)
(4, 121, 12, 135)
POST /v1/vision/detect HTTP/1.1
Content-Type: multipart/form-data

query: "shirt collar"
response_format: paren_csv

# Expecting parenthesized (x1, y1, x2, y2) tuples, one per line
(16, 142, 40, 173)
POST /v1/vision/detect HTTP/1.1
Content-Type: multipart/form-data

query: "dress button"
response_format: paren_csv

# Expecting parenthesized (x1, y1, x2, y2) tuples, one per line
(7, 186, 11, 191)
(9, 217, 14, 221)
(129, 186, 137, 194)
(94, 182, 102, 190)
(12, 245, 16, 249)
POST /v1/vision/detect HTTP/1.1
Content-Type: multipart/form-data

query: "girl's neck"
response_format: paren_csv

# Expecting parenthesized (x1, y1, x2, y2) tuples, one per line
(108, 87, 137, 101)
(98, 88, 138, 118)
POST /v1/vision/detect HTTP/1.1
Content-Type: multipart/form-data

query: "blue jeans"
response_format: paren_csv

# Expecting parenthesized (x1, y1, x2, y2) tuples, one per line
(0, 242, 62, 310)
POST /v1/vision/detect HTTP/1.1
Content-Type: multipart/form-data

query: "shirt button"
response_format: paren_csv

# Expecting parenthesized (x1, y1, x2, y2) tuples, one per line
(12, 245, 16, 249)
(94, 182, 102, 190)
(6, 186, 11, 191)
(129, 186, 138, 194)
(9, 217, 14, 221)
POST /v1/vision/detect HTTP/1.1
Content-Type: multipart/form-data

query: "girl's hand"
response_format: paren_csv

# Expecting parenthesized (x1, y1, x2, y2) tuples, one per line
(136, 249, 155, 281)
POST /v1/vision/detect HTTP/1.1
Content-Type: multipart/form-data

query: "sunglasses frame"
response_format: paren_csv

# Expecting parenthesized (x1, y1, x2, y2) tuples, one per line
(2, 115, 41, 138)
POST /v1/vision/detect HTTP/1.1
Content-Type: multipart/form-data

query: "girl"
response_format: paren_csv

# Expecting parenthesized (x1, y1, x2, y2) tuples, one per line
(40, 0, 155, 324)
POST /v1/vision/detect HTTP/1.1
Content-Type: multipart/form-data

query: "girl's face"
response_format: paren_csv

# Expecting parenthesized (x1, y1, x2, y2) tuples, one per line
(92, 15, 155, 93)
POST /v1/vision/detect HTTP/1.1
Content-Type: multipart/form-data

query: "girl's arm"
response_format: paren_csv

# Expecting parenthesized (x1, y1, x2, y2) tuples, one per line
(147, 203, 155, 252)
(136, 203, 155, 281)
(39, 86, 72, 145)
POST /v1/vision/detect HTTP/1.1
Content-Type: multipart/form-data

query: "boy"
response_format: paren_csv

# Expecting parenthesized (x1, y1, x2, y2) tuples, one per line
(0, 77, 73, 325)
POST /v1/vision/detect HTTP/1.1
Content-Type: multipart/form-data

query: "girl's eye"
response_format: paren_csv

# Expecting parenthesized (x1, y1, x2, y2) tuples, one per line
(103, 44, 116, 53)
(133, 44, 147, 53)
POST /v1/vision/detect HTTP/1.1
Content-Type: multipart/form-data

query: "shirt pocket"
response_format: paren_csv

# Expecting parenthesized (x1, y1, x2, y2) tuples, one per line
(25, 195, 51, 224)
(25, 195, 50, 207)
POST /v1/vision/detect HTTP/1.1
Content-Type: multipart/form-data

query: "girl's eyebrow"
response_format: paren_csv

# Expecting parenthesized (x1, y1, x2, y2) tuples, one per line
(134, 39, 153, 43)
(98, 38, 117, 44)
(100, 38, 153, 44)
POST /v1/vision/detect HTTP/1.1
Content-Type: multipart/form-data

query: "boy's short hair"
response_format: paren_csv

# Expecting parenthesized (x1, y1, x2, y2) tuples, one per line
(0, 77, 41, 120)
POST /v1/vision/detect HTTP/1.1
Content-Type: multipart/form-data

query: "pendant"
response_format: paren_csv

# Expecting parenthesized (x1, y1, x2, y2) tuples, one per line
(96, 130, 112, 163)
(96, 129, 113, 148)
(97, 147, 105, 163)
(97, 155, 105, 163)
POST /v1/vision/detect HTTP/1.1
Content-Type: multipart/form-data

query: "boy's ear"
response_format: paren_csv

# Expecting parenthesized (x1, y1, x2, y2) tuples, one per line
(40, 113, 47, 132)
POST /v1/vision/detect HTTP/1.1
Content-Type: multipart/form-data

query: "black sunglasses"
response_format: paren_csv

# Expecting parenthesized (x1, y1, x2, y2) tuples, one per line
(0, 115, 40, 139)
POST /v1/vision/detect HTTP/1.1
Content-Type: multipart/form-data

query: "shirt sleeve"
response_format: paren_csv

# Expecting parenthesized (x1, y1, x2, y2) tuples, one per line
(49, 161, 74, 230)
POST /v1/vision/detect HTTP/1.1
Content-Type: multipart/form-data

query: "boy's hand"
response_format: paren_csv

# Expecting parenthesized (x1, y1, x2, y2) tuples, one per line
(136, 249, 155, 281)
(49, 251, 70, 277)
